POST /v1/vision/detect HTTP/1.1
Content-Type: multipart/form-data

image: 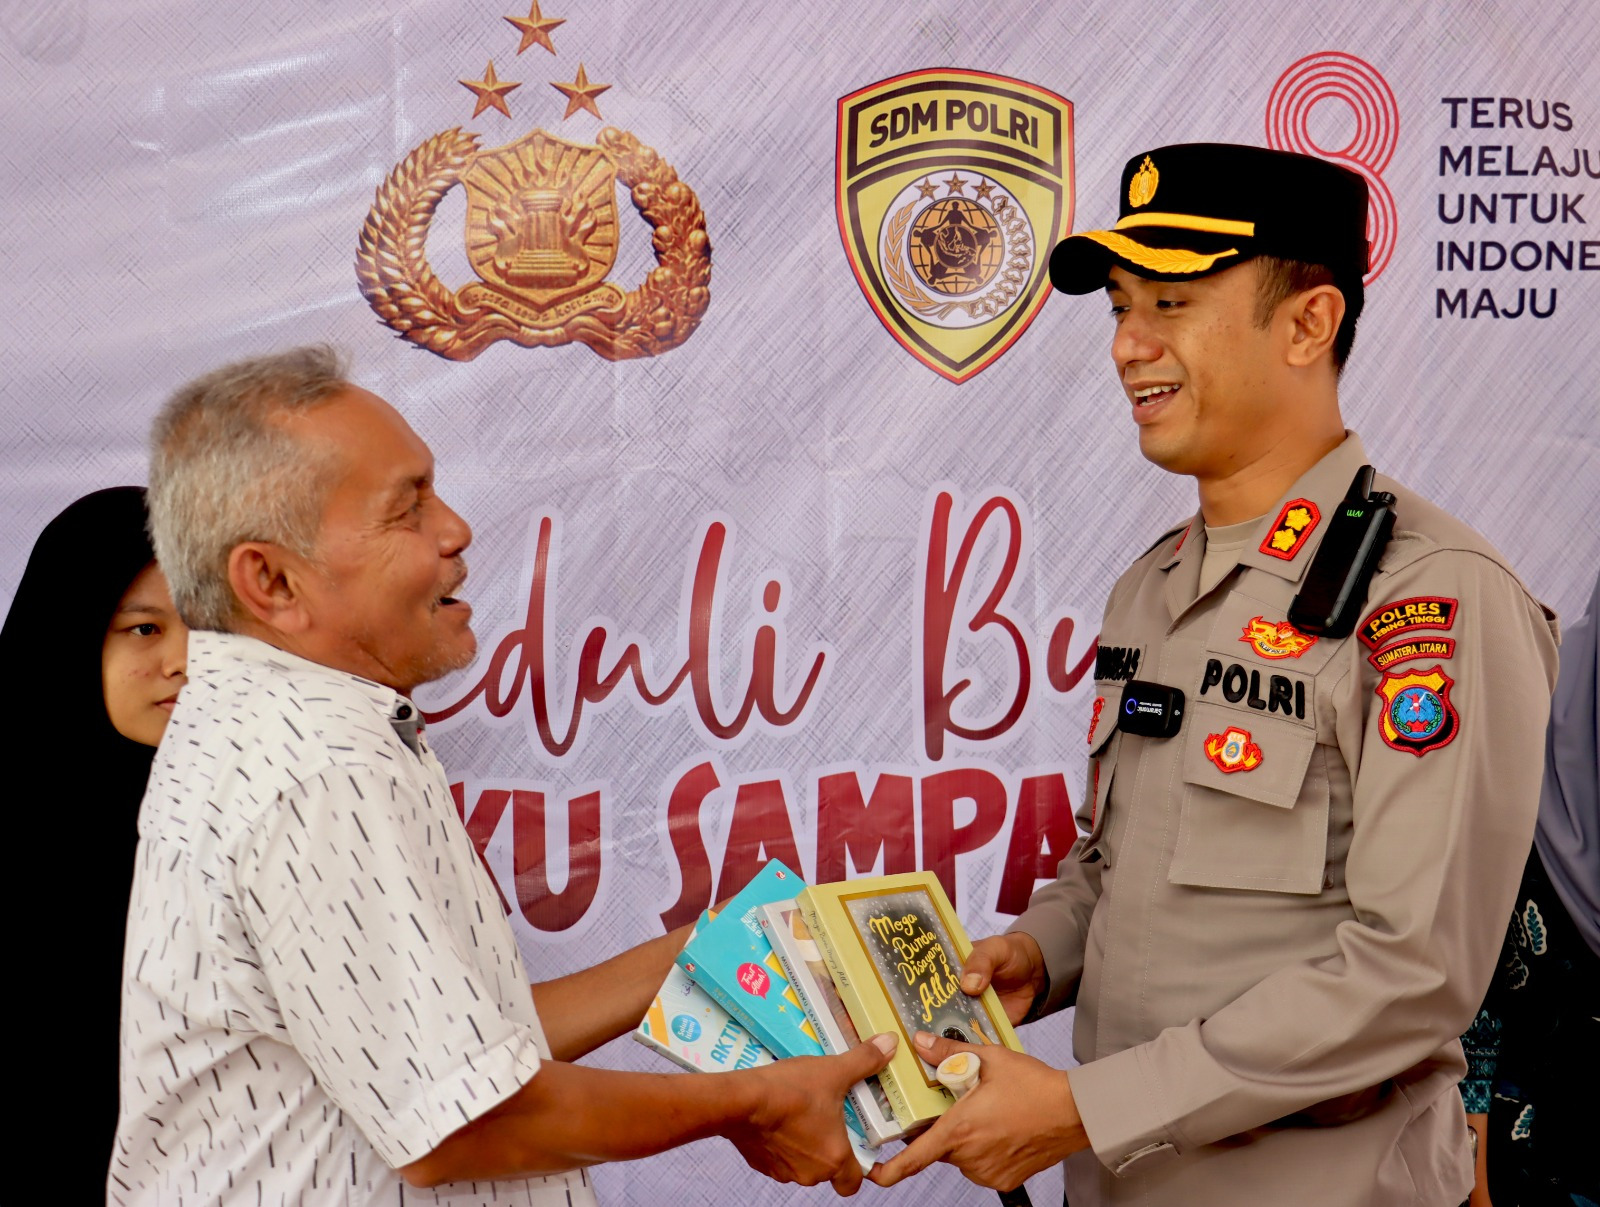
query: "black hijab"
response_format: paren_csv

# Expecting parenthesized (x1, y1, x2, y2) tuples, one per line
(0, 486, 158, 1202)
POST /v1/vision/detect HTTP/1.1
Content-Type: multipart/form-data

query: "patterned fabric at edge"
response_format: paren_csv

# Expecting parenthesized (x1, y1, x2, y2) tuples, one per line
(1481, 850, 1600, 1207)
(112, 629, 599, 1206)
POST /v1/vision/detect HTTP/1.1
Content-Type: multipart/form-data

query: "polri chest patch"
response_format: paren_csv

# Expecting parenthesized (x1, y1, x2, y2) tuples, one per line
(1199, 657, 1307, 720)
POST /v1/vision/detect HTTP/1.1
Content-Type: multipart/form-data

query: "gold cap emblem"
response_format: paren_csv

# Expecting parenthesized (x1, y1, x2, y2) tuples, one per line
(1128, 155, 1159, 208)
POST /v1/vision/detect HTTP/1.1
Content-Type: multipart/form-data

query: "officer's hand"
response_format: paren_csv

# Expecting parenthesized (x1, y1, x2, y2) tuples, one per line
(726, 1034, 896, 1196)
(959, 933, 1046, 1025)
(869, 1032, 1088, 1190)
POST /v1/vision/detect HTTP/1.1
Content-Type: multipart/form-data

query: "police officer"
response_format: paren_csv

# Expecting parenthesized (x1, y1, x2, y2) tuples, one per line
(871, 143, 1561, 1205)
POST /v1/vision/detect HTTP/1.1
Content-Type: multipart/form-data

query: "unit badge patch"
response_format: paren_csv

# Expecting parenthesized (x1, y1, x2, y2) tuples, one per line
(837, 69, 1073, 383)
(1259, 499, 1321, 560)
(1368, 637, 1456, 672)
(1204, 726, 1263, 773)
(1240, 616, 1318, 660)
(1375, 665, 1460, 756)
(1360, 596, 1459, 649)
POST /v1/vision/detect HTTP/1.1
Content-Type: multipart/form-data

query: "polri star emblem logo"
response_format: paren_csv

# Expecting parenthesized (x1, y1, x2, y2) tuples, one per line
(1128, 155, 1158, 207)
(837, 69, 1074, 383)
(1204, 726, 1263, 773)
(1240, 616, 1318, 660)
(358, 126, 708, 360)
(1375, 665, 1459, 756)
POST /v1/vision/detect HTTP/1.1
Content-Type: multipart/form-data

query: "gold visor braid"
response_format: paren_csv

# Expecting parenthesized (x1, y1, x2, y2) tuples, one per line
(1114, 212, 1256, 237)
(1077, 230, 1240, 275)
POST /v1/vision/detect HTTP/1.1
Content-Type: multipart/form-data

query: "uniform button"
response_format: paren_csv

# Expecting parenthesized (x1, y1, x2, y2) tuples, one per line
(396, 704, 413, 720)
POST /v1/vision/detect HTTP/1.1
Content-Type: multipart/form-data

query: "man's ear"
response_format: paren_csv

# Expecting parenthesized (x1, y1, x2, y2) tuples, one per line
(227, 542, 317, 635)
(1284, 285, 1345, 368)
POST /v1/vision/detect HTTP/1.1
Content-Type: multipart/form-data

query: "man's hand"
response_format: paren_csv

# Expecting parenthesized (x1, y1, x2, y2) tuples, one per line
(960, 932, 1047, 1025)
(726, 1034, 897, 1196)
(870, 1032, 1088, 1191)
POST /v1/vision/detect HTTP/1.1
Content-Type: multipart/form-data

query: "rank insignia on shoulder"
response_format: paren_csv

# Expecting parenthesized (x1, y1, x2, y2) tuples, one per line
(1375, 666, 1459, 756)
(1368, 637, 1456, 672)
(1240, 616, 1318, 660)
(1088, 695, 1107, 745)
(1259, 499, 1321, 561)
(1204, 726, 1263, 773)
(1359, 596, 1458, 649)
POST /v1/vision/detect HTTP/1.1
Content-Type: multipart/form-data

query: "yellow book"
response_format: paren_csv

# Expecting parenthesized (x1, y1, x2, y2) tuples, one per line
(795, 871, 1023, 1135)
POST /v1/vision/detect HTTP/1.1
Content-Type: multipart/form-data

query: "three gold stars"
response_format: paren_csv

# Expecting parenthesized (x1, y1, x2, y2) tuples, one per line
(504, 1, 564, 55)
(459, 60, 522, 119)
(458, 10, 612, 122)
(551, 63, 610, 120)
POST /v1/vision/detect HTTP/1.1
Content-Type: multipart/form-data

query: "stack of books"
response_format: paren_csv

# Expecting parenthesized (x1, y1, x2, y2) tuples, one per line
(632, 860, 1024, 1158)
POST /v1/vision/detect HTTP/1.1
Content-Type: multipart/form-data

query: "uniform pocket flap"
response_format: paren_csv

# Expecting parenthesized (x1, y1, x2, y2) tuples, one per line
(1087, 689, 1120, 755)
(1180, 703, 1317, 809)
(1172, 705, 1330, 895)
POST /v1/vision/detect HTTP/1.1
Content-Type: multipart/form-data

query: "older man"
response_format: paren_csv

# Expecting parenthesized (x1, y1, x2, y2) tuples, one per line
(112, 347, 893, 1206)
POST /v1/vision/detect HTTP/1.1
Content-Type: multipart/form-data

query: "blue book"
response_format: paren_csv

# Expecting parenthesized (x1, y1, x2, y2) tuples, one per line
(675, 860, 825, 1060)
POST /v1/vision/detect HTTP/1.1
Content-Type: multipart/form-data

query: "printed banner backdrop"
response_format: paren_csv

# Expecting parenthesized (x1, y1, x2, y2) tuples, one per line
(4, 1, 1600, 1203)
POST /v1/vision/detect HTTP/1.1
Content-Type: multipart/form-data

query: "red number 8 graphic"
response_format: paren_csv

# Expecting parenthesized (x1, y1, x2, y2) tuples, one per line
(1267, 52, 1399, 283)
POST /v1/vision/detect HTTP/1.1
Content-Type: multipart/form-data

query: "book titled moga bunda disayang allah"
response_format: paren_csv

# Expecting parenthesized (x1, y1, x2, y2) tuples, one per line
(796, 870, 1024, 1135)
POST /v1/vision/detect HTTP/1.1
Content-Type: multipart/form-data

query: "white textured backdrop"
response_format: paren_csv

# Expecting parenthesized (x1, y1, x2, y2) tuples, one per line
(4, 2, 1599, 1204)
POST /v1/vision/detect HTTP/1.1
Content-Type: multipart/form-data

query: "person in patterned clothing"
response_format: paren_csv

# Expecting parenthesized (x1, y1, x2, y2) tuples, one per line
(114, 346, 895, 1206)
(1463, 571, 1600, 1207)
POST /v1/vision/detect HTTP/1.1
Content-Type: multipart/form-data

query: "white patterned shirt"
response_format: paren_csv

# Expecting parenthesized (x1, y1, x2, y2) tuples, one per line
(113, 630, 597, 1207)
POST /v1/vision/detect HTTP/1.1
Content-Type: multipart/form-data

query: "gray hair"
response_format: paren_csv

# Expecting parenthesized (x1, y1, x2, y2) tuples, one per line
(148, 345, 350, 631)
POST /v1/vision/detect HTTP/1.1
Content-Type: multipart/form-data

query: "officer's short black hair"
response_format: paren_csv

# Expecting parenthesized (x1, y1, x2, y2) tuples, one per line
(1253, 256, 1362, 371)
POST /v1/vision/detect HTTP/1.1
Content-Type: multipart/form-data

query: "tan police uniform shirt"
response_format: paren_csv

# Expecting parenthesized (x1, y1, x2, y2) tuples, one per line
(1013, 433, 1560, 1206)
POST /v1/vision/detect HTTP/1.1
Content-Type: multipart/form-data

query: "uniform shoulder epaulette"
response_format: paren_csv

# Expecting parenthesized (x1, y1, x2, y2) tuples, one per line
(1374, 476, 1509, 575)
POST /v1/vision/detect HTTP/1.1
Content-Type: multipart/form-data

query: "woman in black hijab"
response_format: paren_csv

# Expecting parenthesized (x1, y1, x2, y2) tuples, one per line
(0, 486, 188, 1203)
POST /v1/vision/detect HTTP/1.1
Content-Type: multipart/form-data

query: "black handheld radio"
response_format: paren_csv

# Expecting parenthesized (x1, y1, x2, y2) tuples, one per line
(1287, 465, 1396, 638)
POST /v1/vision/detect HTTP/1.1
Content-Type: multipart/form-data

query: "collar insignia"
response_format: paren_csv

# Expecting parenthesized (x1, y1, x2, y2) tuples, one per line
(1259, 498, 1321, 561)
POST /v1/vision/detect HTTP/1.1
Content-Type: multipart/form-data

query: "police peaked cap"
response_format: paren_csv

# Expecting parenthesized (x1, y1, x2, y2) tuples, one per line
(1049, 143, 1370, 303)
